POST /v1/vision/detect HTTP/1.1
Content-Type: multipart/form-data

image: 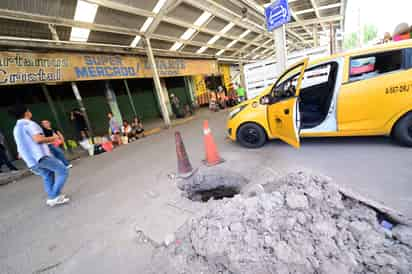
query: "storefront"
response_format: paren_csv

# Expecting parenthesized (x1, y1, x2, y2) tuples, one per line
(0, 50, 219, 154)
(193, 63, 237, 106)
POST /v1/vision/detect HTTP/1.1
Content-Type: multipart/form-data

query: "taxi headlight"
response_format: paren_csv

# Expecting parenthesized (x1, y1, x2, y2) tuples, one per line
(229, 105, 247, 119)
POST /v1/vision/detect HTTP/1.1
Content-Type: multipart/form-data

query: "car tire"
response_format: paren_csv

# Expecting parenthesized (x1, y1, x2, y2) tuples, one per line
(237, 123, 266, 148)
(393, 113, 412, 147)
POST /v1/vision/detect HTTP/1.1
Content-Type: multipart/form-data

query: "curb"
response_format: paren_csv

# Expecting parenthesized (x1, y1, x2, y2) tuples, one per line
(0, 115, 197, 186)
(0, 169, 32, 186)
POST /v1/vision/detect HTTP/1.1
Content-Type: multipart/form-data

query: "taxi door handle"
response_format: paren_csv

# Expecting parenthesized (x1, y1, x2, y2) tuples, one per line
(284, 109, 290, 115)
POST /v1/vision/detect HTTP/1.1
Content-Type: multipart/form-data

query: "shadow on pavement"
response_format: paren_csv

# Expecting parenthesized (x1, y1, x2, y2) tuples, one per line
(266, 136, 397, 148)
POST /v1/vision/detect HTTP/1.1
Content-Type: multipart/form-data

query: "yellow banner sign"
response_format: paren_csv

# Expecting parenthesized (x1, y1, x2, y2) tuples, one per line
(0, 52, 218, 85)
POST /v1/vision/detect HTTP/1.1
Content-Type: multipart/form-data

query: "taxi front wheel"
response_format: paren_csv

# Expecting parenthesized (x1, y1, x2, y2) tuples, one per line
(393, 113, 412, 147)
(237, 123, 266, 148)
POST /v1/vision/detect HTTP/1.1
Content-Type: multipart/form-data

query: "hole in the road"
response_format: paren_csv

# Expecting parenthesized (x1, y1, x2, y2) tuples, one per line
(193, 186, 240, 202)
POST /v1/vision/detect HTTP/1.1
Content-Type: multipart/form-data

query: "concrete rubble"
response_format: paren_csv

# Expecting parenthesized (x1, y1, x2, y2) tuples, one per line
(148, 170, 412, 274)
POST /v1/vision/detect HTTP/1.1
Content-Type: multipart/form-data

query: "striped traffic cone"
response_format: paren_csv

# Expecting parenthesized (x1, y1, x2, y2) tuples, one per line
(203, 120, 224, 166)
(175, 131, 194, 178)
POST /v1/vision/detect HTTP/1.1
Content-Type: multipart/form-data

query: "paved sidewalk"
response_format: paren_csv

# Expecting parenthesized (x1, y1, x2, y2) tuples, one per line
(0, 111, 199, 186)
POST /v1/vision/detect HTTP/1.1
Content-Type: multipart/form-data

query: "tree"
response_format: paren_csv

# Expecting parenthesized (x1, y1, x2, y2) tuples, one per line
(363, 24, 378, 44)
(344, 24, 378, 50)
(344, 32, 359, 50)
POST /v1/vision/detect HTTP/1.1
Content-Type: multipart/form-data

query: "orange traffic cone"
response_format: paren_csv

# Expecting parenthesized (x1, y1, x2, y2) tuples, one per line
(175, 131, 194, 178)
(203, 120, 224, 166)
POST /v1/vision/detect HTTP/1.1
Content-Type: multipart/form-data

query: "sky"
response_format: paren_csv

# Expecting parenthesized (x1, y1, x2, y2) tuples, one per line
(345, 0, 412, 37)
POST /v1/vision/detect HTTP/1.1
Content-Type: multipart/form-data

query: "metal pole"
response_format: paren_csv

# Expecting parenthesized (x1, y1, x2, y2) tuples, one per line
(313, 25, 319, 47)
(274, 24, 287, 72)
(329, 23, 335, 55)
(70, 82, 94, 138)
(239, 62, 246, 89)
(41, 84, 64, 133)
(123, 79, 138, 117)
(184, 77, 195, 104)
(144, 37, 171, 127)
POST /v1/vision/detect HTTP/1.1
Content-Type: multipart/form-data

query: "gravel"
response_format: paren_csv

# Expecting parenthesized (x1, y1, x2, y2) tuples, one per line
(148, 171, 412, 274)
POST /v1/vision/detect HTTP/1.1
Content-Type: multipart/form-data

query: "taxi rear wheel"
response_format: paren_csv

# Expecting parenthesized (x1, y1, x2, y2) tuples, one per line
(237, 123, 266, 148)
(393, 113, 412, 147)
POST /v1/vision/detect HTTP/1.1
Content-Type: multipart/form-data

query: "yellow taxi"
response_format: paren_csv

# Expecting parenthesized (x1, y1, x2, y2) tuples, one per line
(227, 40, 412, 148)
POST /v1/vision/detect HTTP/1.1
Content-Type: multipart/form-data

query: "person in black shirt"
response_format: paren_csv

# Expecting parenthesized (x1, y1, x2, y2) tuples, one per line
(70, 108, 88, 140)
(41, 120, 72, 169)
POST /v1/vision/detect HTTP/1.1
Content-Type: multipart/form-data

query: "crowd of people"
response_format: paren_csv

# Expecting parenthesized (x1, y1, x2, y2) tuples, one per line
(208, 83, 246, 112)
(107, 112, 145, 145)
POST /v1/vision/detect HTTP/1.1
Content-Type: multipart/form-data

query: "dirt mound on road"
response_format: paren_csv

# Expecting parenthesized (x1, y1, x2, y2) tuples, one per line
(149, 171, 412, 274)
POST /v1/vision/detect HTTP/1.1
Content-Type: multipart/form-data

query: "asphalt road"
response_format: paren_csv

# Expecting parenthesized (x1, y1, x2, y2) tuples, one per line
(0, 108, 411, 273)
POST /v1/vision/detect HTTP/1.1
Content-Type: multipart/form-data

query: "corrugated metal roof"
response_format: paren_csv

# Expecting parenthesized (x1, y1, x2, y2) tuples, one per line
(0, 0, 347, 62)
(167, 3, 203, 24)
(88, 31, 135, 45)
(0, 17, 51, 39)
(94, 6, 146, 30)
(0, 0, 76, 18)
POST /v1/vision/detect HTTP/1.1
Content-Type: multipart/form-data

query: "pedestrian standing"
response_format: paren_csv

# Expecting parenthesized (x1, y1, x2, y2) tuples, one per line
(170, 94, 184, 118)
(70, 108, 88, 140)
(41, 120, 72, 169)
(12, 105, 70, 207)
(107, 112, 121, 145)
(0, 130, 18, 172)
(236, 83, 246, 103)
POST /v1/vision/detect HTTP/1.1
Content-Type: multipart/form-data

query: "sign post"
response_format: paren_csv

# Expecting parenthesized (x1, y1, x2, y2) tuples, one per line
(265, 0, 291, 72)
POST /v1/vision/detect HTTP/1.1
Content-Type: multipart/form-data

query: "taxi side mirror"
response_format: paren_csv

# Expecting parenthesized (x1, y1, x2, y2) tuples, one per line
(260, 95, 270, 105)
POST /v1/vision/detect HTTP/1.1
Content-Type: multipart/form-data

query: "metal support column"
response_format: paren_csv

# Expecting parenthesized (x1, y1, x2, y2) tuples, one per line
(184, 77, 195, 104)
(71, 82, 94, 138)
(160, 78, 173, 114)
(274, 24, 287, 72)
(41, 84, 64, 133)
(123, 79, 138, 117)
(313, 26, 319, 47)
(329, 23, 335, 55)
(239, 62, 246, 89)
(144, 37, 171, 127)
(104, 80, 123, 126)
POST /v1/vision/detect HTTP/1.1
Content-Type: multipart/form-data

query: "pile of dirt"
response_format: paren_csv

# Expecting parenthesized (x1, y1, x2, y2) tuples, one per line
(148, 171, 412, 274)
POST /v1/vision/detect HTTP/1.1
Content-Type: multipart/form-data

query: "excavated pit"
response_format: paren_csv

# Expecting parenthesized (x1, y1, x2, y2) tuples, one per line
(149, 170, 412, 274)
(176, 165, 248, 202)
(195, 186, 240, 202)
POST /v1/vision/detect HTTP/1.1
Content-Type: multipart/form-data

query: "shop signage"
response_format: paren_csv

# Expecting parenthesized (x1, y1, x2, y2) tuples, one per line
(0, 52, 218, 86)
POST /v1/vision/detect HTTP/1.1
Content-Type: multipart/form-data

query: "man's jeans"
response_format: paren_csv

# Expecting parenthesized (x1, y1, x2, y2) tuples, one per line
(48, 144, 69, 166)
(30, 156, 69, 199)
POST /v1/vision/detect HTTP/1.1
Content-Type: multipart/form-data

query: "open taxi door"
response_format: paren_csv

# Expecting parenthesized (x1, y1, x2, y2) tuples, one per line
(266, 58, 308, 148)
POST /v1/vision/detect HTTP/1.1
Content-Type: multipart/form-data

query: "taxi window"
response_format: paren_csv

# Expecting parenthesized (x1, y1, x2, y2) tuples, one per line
(403, 48, 412, 69)
(301, 64, 331, 88)
(270, 63, 305, 99)
(349, 50, 402, 82)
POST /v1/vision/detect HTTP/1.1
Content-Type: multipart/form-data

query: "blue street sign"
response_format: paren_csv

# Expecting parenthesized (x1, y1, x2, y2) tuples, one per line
(265, 0, 291, 31)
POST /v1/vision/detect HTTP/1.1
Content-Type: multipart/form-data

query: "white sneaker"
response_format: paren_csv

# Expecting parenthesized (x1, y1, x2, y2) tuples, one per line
(46, 195, 70, 207)
(66, 164, 73, 169)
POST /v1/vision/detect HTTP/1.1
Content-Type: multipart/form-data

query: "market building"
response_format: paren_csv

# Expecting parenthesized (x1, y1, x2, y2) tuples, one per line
(0, 0, 345, 155)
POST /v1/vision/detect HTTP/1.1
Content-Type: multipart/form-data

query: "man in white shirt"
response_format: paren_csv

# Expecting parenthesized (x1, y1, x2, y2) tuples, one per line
(12, 105, 70, 207)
